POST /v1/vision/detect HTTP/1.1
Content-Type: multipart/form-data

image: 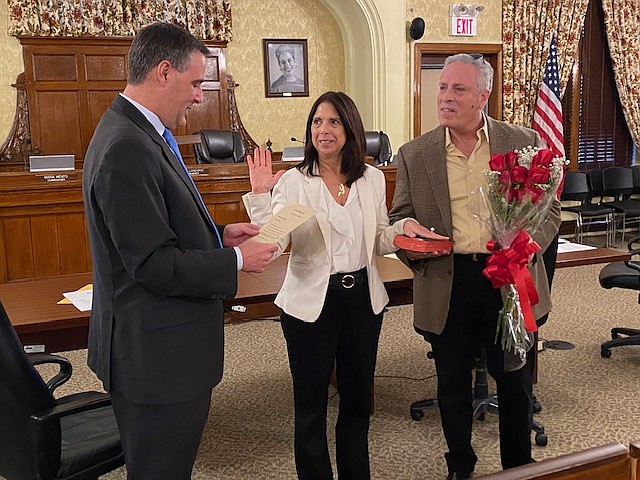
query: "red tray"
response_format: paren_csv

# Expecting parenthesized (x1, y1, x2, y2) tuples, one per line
(393, 235, 454, 253)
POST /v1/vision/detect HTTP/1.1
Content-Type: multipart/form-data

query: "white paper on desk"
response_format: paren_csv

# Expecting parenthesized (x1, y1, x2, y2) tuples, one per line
(63, 288, 93, 311)
(253, 203, 317, 243)
(557, 242, 598, 253)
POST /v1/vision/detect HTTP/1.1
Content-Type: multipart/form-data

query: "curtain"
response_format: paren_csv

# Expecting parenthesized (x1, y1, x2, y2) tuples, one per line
(502, 0, 588, 127)
(601, 0, 640, 148)
(7, 0, 232, 41)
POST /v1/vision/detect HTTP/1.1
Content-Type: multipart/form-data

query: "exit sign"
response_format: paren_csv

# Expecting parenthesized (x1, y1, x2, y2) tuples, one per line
(450, 16, 477, 36)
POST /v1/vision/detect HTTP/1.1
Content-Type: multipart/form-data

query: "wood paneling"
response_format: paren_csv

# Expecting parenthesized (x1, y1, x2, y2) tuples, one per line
(20, 37, 228, 167)
(84, 55, 127, 81)
(87, 90, 120, 135)
(33, 90, 83, 155)
(0, 171, 90, 283)
(3, 217, 34, 280)
(32, 54, 77, 81)
(0, 164, 398, 284)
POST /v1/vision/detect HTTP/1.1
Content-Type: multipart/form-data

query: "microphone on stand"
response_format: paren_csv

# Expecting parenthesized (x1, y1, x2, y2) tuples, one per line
(283, 137, 305, 162)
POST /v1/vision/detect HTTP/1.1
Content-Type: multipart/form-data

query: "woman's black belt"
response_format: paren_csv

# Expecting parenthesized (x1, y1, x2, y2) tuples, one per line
(328, 267, 368, 289)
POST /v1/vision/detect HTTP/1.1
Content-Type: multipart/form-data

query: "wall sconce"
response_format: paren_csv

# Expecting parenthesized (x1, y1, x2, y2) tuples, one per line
(449, 4, 484, 36)
(449, 4, 485, 17)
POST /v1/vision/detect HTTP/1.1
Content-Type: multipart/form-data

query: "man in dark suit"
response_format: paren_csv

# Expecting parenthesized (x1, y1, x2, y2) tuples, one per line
(389, 54, 561, 479)
(82, 22, 277, 479)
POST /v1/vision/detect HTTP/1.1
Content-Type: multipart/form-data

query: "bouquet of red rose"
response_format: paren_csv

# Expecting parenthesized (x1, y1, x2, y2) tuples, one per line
(479, 146, 565, 360)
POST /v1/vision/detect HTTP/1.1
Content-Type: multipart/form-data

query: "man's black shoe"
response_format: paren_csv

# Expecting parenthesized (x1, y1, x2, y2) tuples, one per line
(446, 473, 472, 480)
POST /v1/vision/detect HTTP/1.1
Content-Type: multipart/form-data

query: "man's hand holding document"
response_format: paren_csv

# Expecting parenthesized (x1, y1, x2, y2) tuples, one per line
(253, 203, 316, 244)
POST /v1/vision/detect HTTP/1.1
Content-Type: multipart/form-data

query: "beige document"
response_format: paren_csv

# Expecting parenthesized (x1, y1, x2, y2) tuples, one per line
(58, 284, 93, 311)
(58, 284, 93, 305)
(253, 203, 316, 243)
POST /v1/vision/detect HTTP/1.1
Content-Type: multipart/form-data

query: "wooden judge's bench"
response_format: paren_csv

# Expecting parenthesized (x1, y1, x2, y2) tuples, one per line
(0, 163, 397, 285)
(0, 36, 398, 286)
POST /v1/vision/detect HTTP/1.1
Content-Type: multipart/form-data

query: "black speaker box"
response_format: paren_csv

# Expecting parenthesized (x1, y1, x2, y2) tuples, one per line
(410, 17, 425, 40)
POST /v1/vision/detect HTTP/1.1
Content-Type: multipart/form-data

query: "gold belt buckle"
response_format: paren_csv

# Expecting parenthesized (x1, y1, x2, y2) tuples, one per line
(341, 274, 355, 289)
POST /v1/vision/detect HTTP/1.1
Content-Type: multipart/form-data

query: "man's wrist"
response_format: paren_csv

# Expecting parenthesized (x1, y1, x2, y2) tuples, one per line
(233, 246, 243, 271)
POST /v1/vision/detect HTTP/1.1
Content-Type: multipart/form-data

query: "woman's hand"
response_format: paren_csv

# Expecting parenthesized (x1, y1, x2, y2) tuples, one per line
(247, 146, 286, 194)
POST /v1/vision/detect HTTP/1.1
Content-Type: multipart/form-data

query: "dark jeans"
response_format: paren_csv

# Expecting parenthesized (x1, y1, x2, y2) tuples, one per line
(281, 275, 383, 480)
(535, 234, 559, 329)
(427, 255, 533, 474)
(528, 235, 559, 381)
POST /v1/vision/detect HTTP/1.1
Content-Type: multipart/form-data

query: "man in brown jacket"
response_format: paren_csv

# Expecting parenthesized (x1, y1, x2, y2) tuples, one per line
(389, 53, 561, 480)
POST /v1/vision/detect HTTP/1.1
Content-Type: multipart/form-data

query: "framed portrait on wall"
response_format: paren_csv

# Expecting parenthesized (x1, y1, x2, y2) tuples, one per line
(263, 39, 309, 98)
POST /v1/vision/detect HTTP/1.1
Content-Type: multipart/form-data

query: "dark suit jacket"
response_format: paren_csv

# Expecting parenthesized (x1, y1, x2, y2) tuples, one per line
(83, 95, 238, 405)
(389, 117, 561, 335)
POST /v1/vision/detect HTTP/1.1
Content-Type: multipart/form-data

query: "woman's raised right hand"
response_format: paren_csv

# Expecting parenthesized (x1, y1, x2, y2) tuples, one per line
(247, 146, 286, 194)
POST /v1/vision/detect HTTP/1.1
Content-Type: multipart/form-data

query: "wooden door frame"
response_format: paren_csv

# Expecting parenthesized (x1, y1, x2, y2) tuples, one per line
(413, 43, 503, 138)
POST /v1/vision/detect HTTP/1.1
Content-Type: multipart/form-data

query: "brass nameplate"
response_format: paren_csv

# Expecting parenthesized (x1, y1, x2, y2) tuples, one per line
(35, 173, 78, 183)
(187, 168, 208, 176)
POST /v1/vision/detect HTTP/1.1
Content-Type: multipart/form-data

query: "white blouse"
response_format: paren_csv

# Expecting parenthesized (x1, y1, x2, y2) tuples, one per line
(321, 181, 367, 274)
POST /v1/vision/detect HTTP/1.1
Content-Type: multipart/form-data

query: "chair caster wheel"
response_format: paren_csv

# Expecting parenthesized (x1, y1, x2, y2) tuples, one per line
(535, 432, 548, 446)
(533, 401, 542, 414)
(601, 348, 612, 358)
(410, 408, 424, 421)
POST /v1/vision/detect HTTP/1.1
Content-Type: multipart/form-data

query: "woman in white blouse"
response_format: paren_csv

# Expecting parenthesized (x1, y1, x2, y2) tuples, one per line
(243, 91, 447, 480)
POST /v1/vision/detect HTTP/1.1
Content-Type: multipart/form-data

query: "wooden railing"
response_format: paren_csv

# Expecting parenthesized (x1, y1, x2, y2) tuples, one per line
(475, 441, 640, 480)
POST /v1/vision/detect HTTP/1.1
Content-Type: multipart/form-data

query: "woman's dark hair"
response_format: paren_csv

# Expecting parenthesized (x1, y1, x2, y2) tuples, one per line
(297, 91, 366, 186)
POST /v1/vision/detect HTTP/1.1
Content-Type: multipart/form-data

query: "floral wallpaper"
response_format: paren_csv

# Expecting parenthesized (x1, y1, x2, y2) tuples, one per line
(7, 0, 232, 40)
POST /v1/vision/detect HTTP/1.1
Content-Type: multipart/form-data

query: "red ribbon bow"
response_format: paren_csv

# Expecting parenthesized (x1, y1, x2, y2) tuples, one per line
(482, 230, 541, 333)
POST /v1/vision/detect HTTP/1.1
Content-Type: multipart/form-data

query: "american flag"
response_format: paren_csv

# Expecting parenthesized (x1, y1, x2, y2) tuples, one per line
(532, 34, 565, 156)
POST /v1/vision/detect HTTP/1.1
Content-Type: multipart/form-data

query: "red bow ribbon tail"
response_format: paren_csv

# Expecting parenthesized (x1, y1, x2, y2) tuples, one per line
(482, 232, 541, 332)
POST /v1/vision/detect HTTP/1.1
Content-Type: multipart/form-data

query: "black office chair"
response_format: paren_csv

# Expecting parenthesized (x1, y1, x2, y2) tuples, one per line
(599, 235, 640, 358)
(631, 165, 640, 198)
(193, 129, 246, 164)
(364, 131, 392, 165)
(587, 168, 606, 202)
(601, 167, 640, 244)
(561, 171, 614, 246)
(0, 301, 124, 480)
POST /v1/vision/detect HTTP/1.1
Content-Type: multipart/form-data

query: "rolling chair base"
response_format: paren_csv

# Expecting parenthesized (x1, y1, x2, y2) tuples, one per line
(600, 327, 640, 358)
(410, 398, 436, 421)
(409, 368, 548, 446)
(409, 398, 548, 447)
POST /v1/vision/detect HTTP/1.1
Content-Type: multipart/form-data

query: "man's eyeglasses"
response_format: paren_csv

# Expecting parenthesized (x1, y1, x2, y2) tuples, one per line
(469, 53, 484, 60)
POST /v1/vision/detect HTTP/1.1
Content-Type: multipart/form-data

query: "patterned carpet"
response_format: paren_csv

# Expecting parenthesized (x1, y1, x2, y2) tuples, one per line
(28, 256, 640, 480)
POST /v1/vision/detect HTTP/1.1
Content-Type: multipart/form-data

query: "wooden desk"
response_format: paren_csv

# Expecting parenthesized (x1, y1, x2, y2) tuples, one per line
(0, 255, 412, 353)
(2, 246, 630, 353)
(556, 247, 632, 268)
